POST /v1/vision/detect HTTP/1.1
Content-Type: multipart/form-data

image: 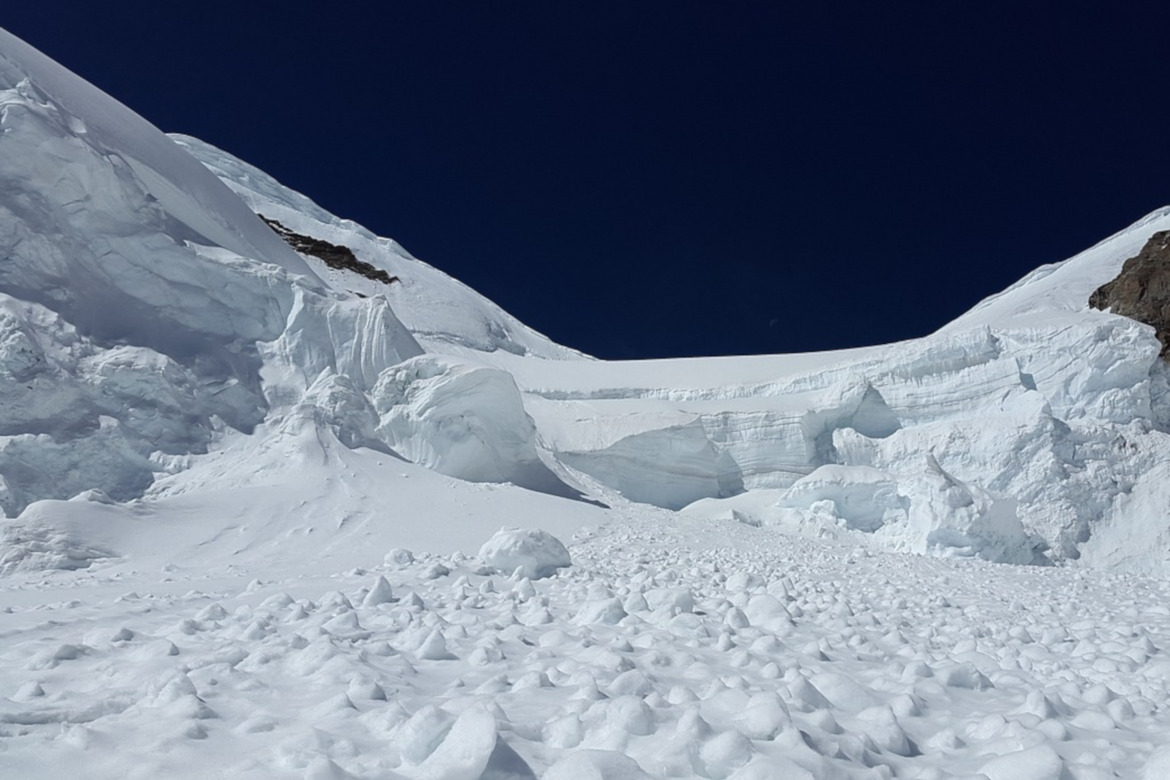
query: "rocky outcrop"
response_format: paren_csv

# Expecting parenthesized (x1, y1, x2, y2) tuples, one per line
(260, 216, 400, 287)
(1090, 230, 1170, 359)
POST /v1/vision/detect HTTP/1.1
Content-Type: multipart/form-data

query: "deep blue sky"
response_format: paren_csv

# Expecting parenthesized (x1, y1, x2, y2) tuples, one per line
(6, 3, 1170, 359)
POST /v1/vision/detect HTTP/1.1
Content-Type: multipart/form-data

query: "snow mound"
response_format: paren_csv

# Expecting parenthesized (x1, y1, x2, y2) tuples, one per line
(477, 527, 571, 579)
(0, 506, 115, 575)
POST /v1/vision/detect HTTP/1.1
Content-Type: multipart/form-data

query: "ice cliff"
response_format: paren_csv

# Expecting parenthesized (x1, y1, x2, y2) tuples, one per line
(2, 26, 1170, 571)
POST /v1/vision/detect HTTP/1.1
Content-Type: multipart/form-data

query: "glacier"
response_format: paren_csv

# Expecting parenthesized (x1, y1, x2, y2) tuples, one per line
(1, 23, 1170, 572)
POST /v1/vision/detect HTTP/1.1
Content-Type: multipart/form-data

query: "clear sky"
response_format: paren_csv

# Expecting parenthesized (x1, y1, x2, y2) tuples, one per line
(6, 3, 1170, 359)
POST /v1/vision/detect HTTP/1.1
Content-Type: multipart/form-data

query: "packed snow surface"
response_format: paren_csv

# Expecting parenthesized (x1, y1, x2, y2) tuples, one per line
(4, 24, 1170, 779)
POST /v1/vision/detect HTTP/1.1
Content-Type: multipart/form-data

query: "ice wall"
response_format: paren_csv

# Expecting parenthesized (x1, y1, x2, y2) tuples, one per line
(0, 33, 430, 513)
(507, 213, 1170, 566)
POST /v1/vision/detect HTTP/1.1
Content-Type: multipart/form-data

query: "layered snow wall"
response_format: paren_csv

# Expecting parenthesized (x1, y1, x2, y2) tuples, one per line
(504, 218, 1170, 566)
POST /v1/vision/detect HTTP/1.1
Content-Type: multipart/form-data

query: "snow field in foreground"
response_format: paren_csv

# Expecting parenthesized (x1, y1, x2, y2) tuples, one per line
(3, 506, 1170, 779)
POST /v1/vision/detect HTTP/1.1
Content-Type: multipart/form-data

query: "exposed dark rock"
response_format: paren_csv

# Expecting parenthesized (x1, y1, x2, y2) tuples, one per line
(1089, 230, 1170, 360)
(259, 215, 400, 287)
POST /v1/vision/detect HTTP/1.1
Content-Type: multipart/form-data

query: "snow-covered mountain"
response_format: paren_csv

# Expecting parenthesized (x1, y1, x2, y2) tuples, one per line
(5, 27, 1170, 780)
(4, 23, 1169, 569)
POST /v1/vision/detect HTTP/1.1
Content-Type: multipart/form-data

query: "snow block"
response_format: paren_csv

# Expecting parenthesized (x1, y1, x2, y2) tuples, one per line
(575, 598, 628, 626)
(373, 355, 575, 496)
(977, 744, 1064, 780)
(559, 420, 744, 510)
(477, 527, 571, 580)
(778, 464, 906, 532)
(1141, 744, 1170, 780)
(406, 705, 508, 780)
(392, 705, 455, 764)
(361, 575, 395, 607)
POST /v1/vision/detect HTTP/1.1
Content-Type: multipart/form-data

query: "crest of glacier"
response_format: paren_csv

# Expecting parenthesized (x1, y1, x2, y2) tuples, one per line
(2, 24, 1170, 574)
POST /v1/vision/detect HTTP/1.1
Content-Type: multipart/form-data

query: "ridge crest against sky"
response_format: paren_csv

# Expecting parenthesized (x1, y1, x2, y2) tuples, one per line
(6, 3, 1170, 359)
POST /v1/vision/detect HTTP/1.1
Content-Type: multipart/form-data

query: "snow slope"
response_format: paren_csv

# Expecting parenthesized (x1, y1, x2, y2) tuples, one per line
(0, 29, 317, 281)
(5, 25, 1170, 779)
(169, 134, 584, 362)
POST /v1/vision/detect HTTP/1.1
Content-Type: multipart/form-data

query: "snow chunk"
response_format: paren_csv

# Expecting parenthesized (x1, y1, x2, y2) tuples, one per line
(978, 744, 1064, 780)
(1142, 745, 1170, 780)
(477, 527, 571, 579)
(415, 628, 455, 661)
(559, 420, 744, 510)
(778, 465, 905, 532)
(699, 730, 754, 778)
(575, 598, 628, 626)
(393, 705, 454, 764)
(373, 355, 574, 496)
(361, 575, 395, 607)
(408, 705, 505, 780)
